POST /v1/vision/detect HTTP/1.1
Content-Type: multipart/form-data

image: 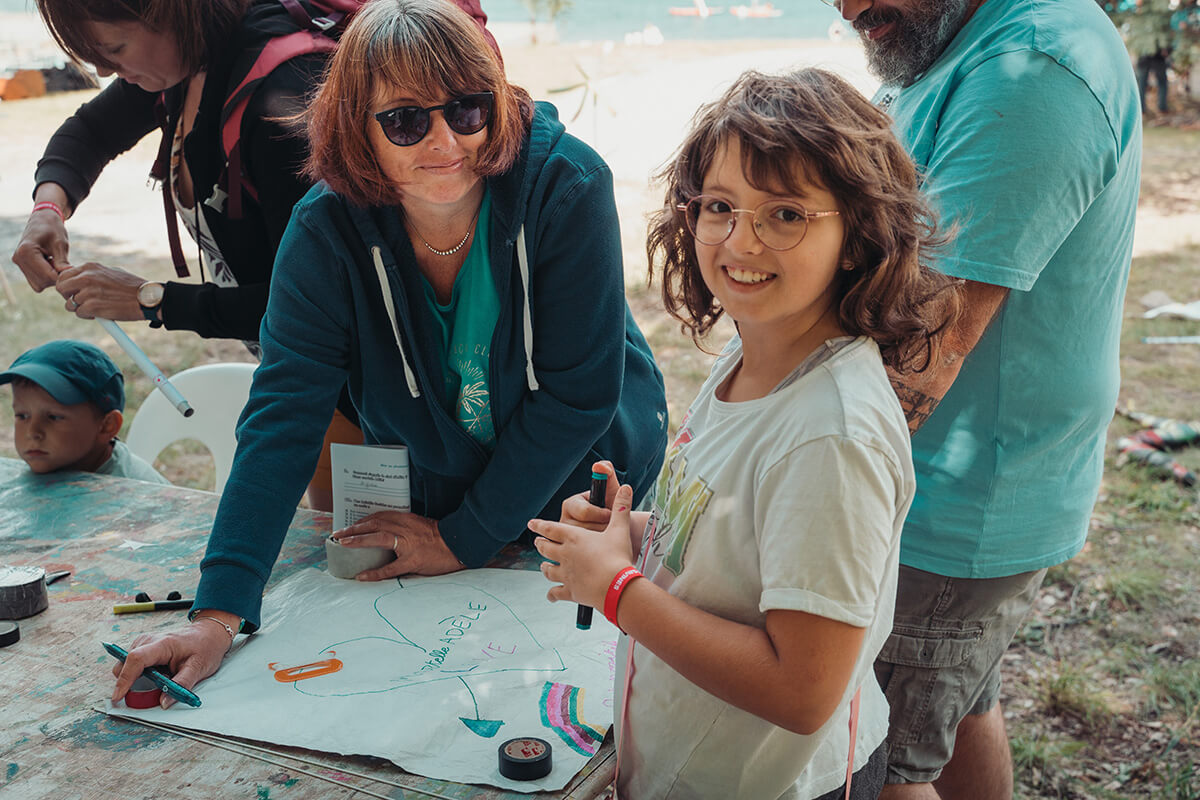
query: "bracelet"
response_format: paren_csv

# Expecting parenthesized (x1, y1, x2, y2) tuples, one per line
(32, 201, 65, 222)
(603, 567, 643, 633)
(193, 615, 237, 651)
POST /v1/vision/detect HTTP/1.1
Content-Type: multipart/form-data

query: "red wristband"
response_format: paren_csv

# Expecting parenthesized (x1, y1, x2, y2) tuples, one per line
(32, 201, 65, 222)
(603, 567, 643, 633)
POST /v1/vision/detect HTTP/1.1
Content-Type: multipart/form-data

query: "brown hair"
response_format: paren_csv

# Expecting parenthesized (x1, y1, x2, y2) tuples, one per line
(305, 0, 533, 207)
(35, 0, 248, 75)
(647, 68, 962, 374)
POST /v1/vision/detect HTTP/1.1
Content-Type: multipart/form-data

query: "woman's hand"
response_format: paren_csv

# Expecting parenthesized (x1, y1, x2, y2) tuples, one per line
(531, 483, 636, 610)
(558, 460, 619, 531)
(332, 512, 463, 579)
(12, 205, 70, 291)
(55, 262, 147, 320)
(110, 614, 234, 709)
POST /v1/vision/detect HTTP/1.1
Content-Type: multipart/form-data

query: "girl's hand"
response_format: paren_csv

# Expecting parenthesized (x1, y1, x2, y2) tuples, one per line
(110, 618, 232, 709)
(332, 511, 463, 579)
(558, 460, 619, 531)
(531, 483, 636, 610)
(55, 262, 146, 320)
(12, 205, 70, 291)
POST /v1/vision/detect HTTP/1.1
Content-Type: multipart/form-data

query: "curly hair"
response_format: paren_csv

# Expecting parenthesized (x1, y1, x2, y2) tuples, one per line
(646, 68, 962, 374)
(304, 0, 534, 207)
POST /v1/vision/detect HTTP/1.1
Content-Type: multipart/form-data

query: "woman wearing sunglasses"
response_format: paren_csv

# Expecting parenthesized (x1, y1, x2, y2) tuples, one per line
(109, 0, 668, 704)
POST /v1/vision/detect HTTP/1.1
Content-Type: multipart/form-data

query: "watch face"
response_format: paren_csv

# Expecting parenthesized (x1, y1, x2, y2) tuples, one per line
(138, 282, 164, 307)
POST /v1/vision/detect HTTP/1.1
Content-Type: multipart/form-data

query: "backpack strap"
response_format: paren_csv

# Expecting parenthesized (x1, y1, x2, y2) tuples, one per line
(277, 0, 352, 31)
(150, 92, 191, 278)
(218, 31, 337, 219)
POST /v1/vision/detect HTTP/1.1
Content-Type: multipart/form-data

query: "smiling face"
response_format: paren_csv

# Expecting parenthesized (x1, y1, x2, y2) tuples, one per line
(839, 0, 975, 86)
(11, 380, 117, 475)
(84, 19, 189, 92)
(695, 139, 846, 347)
(367, 85, 487, 213)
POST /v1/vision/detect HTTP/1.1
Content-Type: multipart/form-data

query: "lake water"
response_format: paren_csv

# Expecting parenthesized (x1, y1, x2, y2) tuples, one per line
(0, 0, 846, 43)
(483, 0, 842, 42)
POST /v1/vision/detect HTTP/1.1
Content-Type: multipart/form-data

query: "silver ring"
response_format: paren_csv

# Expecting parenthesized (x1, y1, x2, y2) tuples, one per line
(69, 296, 79, 310)
(393, 535, 400, 551)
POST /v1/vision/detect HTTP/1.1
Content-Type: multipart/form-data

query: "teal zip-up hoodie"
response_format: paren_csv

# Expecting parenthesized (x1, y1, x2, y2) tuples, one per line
(195, 103, 668, 629)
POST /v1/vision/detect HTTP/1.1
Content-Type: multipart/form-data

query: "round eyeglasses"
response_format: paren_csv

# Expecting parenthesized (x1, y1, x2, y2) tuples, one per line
(677, 195, 840, 251)
(373, 92, 494, 147)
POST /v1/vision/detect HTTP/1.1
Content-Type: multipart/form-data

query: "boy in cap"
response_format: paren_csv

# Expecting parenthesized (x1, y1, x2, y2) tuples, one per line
(2, 340, 168, 484)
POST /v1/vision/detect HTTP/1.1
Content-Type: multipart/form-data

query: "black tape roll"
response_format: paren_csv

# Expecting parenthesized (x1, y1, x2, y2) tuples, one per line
(0, 621, 19, 647)
(0, 566, 49, 619)
(498, 737, 552, 781)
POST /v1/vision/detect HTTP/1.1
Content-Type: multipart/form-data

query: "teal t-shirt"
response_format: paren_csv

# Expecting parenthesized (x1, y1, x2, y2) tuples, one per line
(423, 191, 498, 450)
(877, 0, 1141, 578)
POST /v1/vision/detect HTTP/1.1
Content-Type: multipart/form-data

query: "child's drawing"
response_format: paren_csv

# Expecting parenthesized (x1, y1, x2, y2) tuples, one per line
(103, 568, 617, 792)
(270, 579, 567, 697)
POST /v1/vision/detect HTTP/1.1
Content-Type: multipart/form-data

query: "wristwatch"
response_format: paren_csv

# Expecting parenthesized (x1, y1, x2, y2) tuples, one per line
(136, 281, 165, 327)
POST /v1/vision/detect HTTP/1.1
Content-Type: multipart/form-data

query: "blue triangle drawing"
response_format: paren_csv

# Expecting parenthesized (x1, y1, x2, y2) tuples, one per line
(460, 717, 504, 738)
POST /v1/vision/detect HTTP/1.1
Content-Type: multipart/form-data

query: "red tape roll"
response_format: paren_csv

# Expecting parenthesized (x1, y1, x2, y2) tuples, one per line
(125, 675, 162, 709)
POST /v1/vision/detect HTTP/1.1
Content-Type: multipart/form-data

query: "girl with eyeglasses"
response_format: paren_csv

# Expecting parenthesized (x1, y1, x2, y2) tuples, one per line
(530, 68, 962, 800)
(109, 0, 667, 707)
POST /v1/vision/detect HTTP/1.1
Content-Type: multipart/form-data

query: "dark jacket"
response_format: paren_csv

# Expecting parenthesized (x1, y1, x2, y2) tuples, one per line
(195, 103, 669, 629)
(34, 0, 327, 341)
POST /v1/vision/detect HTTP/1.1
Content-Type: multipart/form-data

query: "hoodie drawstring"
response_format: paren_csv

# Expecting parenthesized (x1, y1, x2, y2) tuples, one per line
(516, 225, 539, 392)
(371, 227, 537, 399)
(371, 246, 421, 398)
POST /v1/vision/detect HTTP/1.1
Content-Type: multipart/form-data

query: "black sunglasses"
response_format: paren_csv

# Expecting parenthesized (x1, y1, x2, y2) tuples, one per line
(373, 92, 494, 147)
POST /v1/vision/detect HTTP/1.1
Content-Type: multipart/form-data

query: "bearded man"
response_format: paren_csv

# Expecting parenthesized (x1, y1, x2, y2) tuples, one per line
(829, 0, 1142, 797)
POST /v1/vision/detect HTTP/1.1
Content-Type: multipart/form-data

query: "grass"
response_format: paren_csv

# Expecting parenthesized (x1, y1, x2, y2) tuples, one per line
(1037, 662, 1115, 731)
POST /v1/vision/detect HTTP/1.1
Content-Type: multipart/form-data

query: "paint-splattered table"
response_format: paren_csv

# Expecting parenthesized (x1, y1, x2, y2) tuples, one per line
(0, 458, 614, 799)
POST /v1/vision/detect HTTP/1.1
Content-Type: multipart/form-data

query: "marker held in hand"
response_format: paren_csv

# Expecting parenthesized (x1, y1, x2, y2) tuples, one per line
(575, 471, 608, 630)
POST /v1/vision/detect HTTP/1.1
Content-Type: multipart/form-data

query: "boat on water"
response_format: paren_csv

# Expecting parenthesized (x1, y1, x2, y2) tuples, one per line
(729, 1, 783, 18)
(668, 0, 724, 17)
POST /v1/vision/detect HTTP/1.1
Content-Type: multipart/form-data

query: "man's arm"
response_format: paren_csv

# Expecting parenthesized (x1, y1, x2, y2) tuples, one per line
(890, 279, 1010, 434)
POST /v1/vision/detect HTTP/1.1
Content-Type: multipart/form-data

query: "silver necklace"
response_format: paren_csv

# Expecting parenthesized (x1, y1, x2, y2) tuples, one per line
(410, 204, 482, 257)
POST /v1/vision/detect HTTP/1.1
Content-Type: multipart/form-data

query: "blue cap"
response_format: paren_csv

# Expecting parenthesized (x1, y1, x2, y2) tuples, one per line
(0, 340, 124, 413)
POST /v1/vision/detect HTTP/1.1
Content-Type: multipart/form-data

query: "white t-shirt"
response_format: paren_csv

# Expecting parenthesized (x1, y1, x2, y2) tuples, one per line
(615, 335, 913, 800)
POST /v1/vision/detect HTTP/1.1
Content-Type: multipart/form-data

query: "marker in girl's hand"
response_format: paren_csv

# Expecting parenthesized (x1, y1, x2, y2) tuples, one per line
(575, 470, 608, 630)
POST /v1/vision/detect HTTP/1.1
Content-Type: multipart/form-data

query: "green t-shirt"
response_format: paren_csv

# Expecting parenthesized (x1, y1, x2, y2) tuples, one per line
(423, 191, 498, 450)
(879, 0, 1141, 578)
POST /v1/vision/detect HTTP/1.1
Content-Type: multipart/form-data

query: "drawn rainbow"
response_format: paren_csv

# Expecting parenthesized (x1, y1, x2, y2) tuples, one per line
(539, 681, 606, 756)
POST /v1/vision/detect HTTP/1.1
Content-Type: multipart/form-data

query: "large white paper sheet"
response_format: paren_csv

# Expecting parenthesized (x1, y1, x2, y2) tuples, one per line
(104, 569, 619, 792)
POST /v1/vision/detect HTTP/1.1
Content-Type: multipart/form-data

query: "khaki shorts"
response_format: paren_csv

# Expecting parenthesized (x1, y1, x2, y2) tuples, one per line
(873, 564, 1047, 785)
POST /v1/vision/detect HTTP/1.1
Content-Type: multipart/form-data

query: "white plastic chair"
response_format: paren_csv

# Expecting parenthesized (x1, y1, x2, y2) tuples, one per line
(126, 362, 258, 493)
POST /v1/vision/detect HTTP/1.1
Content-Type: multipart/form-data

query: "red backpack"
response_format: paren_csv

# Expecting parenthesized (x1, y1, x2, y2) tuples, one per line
(158, 0, 499, 277)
